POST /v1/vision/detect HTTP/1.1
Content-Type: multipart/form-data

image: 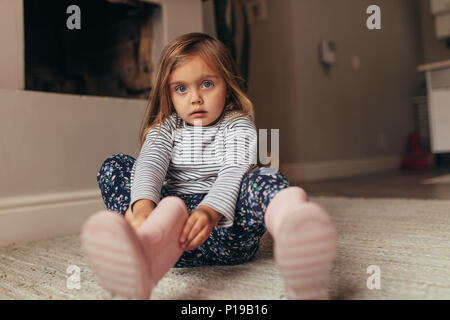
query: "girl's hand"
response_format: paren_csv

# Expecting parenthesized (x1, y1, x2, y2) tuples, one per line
(129, 215, 148, 232)
(179, 208, 214, 251)
(124, 207, 148, 232)
(124, 207, 134, 224)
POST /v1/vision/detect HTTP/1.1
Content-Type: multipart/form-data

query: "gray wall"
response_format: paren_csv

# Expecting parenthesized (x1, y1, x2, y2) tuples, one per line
(248, 0, 424, 167)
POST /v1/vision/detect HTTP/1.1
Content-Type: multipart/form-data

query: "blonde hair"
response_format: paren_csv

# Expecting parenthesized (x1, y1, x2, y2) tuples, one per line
(134, 32, 254, 156)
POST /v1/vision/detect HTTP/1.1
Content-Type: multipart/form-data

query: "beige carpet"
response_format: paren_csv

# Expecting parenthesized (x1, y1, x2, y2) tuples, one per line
(0, 196, 449, 300)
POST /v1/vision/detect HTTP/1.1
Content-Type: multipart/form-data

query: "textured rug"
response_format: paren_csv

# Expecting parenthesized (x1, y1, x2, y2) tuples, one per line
(0, 196, 449, 300)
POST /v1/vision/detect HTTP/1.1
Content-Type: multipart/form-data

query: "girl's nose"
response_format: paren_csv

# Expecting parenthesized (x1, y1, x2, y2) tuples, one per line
(191, 90, 203, 105)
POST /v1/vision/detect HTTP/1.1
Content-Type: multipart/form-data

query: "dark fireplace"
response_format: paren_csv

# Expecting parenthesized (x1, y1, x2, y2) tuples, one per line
(24, 0, 158, 99)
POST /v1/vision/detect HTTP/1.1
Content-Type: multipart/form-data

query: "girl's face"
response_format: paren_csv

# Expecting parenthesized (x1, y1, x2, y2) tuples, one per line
(168, 55, 227, 126)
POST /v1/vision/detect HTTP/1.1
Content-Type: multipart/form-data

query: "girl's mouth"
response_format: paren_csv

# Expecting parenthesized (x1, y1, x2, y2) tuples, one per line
(192, 111, 207, 117)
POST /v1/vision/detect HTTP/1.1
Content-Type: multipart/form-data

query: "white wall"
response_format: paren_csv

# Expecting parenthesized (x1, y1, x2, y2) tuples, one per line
(247, 0, 423, 180)
(0, 89, 146, 197)
(0, 0, 24, 89)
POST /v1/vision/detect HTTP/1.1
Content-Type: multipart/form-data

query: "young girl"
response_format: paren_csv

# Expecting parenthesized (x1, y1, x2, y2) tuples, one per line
(81, 32, 338, 300)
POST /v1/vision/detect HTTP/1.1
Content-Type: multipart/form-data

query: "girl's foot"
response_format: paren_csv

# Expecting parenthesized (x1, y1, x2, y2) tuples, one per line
(80, 210, 153, 299)
(80, 196, 188, 300)
(274, 203, 337, 300)
(265, 187, 338, 300)
(135, 196, 189, 283)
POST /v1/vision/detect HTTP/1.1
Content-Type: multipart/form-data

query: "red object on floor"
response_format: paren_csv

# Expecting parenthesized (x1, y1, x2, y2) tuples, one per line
(400, 132, 432, 169)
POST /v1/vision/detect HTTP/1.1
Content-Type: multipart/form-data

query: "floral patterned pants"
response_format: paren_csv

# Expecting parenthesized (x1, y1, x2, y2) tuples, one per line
(96, 153, 291, 267)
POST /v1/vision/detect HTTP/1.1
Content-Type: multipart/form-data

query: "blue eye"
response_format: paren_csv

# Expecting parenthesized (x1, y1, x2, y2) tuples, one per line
(202, 81, 214, 89)
(175, 86, 186, 93)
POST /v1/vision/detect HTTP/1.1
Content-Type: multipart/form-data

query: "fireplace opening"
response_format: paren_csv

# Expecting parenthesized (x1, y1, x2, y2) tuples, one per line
(24, 0, 158, 99)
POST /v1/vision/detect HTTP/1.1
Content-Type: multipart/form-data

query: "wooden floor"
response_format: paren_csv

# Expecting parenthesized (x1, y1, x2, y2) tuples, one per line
(293, 165, 450, 200)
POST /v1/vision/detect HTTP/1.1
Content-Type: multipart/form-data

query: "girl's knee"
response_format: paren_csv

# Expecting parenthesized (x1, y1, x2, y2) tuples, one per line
(104, 153, 134, 165)
(240, 167, 293, 208)
(247, 166, 291, 185)
(100, 154, 119, 170)
(99, 153, 134, 174)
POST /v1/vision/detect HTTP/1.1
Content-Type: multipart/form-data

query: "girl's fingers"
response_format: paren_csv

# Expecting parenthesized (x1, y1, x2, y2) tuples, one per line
(185, 227, 210, 251)
(180, 215, 196, 245)
(124, 208, 134, 224)
(130, 215, 146, 232)
(184, 219, 203, 249)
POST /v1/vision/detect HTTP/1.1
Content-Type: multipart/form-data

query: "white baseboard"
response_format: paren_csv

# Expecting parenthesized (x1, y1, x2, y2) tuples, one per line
(280, 155, 401, 182)
(0, 190, 105, 247)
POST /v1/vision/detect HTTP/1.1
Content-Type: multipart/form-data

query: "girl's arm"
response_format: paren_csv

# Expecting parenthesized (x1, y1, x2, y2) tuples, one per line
(197, 204, 223, 226)
(131, 199, 156, 218)
(125, 199, 156, 231)
(197, 117, 258, 228)
(129, 115, 175, 217)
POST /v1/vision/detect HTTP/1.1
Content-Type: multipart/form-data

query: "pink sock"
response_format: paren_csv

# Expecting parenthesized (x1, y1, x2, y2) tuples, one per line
(265, 186, 309, 237)
(136, 196, 188, 286)
(80, 196, 188, 300)
(265, 187, 338, 300)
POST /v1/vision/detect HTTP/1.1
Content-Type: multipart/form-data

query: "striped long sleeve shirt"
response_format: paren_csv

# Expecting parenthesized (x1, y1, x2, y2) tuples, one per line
(129, 110, 258, 228)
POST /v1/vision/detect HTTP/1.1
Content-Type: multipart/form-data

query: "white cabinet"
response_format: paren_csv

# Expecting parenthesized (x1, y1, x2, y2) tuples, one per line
(429, 90, 450, 152)
(435, 13, 450, 39)
(431, 0, 450, 14)
(430, 0, 450, 39)
(418, 60, 450, 153)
